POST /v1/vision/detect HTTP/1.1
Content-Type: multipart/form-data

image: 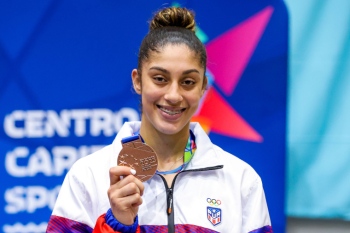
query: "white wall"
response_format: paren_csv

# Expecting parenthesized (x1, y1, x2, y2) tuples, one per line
(287, 218, 350, 233)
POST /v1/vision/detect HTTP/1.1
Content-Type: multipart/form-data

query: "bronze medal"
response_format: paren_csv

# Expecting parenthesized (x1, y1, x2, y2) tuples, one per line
(117, 135, 158, 182)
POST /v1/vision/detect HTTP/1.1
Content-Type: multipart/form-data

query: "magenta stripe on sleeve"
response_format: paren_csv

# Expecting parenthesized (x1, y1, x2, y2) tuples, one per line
(249, 225, 273, 233)
(46, 215, 93, 233)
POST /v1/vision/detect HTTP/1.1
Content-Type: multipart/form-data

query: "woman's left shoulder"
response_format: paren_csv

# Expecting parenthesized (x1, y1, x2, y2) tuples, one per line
(213, 145, 260, 178)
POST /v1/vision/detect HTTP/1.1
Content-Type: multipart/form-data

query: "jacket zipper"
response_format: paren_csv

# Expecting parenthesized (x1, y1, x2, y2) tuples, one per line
(159, 165, 223, 233)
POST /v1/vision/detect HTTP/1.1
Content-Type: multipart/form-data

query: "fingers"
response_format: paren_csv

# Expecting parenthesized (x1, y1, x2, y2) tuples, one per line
(109, 166, 136, 186)
(109, 166, 145, 196)
(110, 191, 143, 210)
(108, 166, 144, 225)
(117, 180, 143, 197)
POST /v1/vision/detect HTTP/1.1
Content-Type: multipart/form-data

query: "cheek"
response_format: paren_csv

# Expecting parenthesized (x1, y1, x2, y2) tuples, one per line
(187, 91, 203, 106)
(141, 88, 162, 104)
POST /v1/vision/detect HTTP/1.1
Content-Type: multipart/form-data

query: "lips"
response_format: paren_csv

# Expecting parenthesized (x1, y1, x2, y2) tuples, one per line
(157, 105, 186, 115)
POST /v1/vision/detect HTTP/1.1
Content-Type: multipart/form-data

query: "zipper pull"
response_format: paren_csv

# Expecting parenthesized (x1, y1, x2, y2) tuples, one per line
(167, 188, 173, 215)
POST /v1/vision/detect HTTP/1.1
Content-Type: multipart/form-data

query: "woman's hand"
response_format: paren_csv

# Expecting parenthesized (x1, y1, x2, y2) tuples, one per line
(108, 166, 144, 225)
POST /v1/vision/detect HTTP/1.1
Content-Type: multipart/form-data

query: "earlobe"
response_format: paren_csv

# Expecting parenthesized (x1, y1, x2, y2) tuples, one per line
(131, 69, 142, 94)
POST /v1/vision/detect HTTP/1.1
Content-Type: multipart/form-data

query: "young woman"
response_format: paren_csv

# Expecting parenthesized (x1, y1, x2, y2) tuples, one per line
(47, 7, 273, 233)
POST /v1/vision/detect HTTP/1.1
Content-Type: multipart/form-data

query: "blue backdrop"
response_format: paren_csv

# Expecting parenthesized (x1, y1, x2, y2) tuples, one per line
(0, 1, 288, 232)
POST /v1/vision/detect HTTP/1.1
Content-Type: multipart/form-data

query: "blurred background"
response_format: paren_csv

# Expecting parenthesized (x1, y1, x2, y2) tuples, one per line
(285, 0, 350, 232)
(0, 0, 349, 232)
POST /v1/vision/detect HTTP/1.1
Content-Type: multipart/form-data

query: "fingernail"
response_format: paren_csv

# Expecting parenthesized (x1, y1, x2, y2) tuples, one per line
(130, 169, 136, 175)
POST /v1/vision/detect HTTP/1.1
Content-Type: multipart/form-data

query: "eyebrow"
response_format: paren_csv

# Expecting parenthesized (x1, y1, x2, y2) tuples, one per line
(149, 66, 200, 75)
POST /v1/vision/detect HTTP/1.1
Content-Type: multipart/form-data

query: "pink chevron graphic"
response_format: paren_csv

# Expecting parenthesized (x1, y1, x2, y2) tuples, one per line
(197, 87, 263, 142)
(193, 6, 274, 142)
(206, 6, 274, 96)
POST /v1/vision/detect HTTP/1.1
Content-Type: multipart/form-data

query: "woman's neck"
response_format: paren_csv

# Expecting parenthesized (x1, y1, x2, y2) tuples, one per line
(139, 123, 190, 163)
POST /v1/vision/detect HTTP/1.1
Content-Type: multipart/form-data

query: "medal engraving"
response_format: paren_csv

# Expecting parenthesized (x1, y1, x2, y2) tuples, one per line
(140, 155, 157, 171)
(117, 136, 158, 182)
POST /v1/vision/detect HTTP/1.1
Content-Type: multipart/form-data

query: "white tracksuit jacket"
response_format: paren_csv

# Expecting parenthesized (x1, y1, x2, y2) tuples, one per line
(48, 121, 272, 233)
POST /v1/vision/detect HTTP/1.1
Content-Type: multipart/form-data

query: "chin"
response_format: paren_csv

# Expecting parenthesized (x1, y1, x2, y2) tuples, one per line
(155, 120, 189, 135)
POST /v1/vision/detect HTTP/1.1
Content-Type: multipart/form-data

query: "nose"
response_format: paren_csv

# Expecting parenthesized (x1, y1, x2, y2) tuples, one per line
(164, 82, 183, 104)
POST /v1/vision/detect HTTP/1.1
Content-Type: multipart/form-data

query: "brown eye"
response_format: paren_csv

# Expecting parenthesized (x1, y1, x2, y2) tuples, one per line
(182, 79, 196, 86)
(153, 76, 167, 83)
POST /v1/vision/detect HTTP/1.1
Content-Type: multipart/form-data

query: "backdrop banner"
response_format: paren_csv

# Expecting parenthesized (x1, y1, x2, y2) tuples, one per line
(0, 1, 288, 232)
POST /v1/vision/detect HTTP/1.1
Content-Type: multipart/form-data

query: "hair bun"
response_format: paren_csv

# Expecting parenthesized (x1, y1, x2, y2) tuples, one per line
(150, 7, 196, 32)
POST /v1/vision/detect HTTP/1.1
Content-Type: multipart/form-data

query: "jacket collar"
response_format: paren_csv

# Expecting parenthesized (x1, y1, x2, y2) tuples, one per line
(111, 121, 223, 169)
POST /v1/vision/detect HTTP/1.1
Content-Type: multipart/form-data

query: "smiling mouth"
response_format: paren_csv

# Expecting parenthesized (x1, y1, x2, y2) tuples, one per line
(157, 105, 186, 115)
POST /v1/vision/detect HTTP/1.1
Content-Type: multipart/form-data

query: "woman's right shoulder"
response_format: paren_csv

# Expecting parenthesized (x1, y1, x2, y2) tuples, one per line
(69, 143, 118, 176)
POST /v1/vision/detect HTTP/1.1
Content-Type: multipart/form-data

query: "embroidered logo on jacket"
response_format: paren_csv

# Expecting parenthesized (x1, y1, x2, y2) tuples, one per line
(207, 198, 222, 226)
(207, 207, 222, 226)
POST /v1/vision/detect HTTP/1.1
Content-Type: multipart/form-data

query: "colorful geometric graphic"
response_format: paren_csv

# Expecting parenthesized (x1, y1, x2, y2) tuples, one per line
(193, 6, 274, 142)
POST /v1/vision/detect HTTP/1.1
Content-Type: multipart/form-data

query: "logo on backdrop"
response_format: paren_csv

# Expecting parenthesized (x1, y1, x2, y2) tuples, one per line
(193, 6, 274, 142)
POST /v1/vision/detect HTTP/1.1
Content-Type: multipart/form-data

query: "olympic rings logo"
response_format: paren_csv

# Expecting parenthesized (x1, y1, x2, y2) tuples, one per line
(207, 198, 221, 206)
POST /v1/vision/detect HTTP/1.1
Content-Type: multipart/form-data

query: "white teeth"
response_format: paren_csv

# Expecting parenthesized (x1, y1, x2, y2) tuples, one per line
(160, 107, 183, 115)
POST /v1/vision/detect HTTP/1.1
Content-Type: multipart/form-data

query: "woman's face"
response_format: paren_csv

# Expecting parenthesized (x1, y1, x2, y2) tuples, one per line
(132, 44, 206, 136)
